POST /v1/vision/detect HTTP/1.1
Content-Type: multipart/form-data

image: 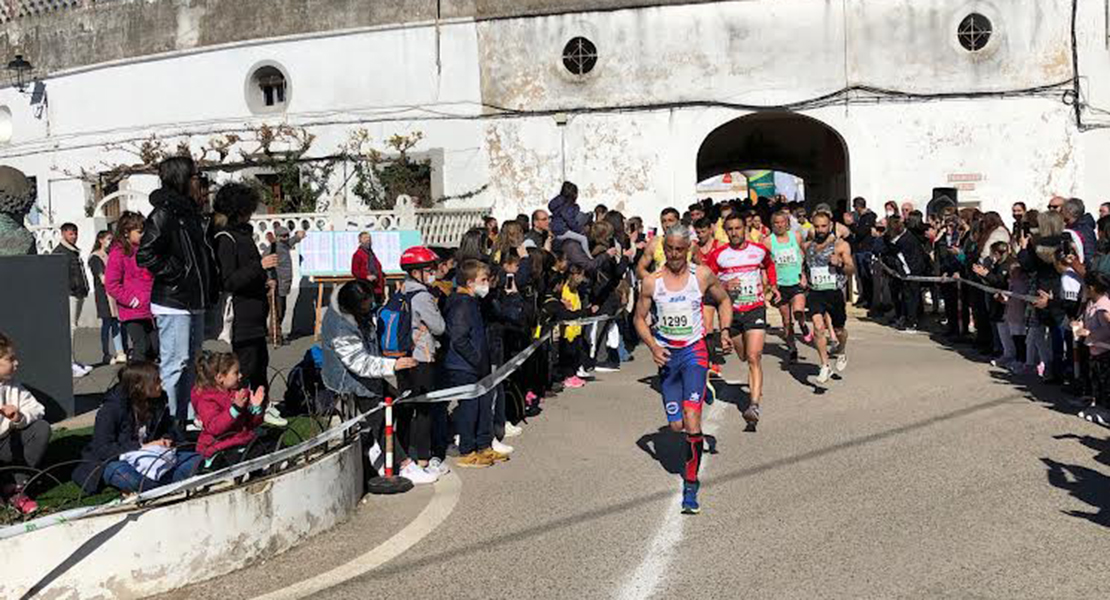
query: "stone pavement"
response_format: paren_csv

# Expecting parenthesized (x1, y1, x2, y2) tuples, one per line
(148, 314, 1110, 599)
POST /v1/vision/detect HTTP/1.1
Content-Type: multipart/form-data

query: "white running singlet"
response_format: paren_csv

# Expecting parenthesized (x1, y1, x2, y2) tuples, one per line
(652, 265, 705, 349)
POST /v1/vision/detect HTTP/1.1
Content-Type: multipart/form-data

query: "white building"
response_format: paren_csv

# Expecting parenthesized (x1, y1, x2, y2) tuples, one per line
(1, 0, 1109, 228)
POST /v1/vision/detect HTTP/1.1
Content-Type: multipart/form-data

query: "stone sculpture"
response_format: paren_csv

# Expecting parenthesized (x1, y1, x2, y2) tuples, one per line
(0, 166, 37, 256)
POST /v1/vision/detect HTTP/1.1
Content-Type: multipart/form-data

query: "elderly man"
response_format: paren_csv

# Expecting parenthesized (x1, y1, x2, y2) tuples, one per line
(900, 201, 915, 221)
(351, 231, 385, 301)
(526, 209, 551, 248)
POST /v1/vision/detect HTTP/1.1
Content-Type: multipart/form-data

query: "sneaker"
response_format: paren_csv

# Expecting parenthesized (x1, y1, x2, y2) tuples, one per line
(504, 422, 523, 438)
(492, 438, 514, 455)
(742, 404, 761, 425)
(835, 353, 848, 373)
(595, 364, 620, 373)
(900, 325, 919, 334)
(264, 405, 288, 427)
(72, 363, 90, 378)
(400, 461, 439, 485)
(576, 368, 596, 380)
(525, 391, 538, 405)
(479, 447, 511, 463)
(456, 452, 494, 468)
(111, 352, 127, 365)
(803, 331, 814, 344)
(563, 376, 586, 389)
(817, 363, 833, 384)
(427, 457, 451, 476)
(681, 482, 700, 515)
(8, 492, 38, 515)
(186, 421, 203, 433)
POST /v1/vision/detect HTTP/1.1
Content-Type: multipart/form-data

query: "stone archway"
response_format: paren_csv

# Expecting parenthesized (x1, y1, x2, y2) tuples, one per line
(696, 112, 849, 204)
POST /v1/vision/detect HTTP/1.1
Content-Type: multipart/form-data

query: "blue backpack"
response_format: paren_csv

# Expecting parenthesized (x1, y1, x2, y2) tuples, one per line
(377, 291, 418, 358)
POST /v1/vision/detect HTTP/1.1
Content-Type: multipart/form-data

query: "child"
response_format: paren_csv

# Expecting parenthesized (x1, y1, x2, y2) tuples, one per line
(192, 351, 276, 467)
(543, 264, 595, 390)
(1002, 261, 1029, 371)
(0, 333, 50, 514)
(73, 361, 201, 494)
(443, 260, 505, 468)
(106, 211, 158, 361)
(1080, 271, 1110, 424)
(265, 225, 306, 342)
(89, 229, 127, 365)
(397, 246, 449, 475)
(548, 181, 591, 255)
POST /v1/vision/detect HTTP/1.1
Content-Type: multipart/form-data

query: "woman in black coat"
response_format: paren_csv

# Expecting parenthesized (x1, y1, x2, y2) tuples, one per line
(213, 183, 279, 418)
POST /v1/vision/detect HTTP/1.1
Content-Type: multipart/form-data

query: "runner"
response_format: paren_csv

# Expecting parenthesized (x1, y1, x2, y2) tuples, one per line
(805, 211, 856, 384)
(635, 207, 683, 279)
(693, 217, 727, 375)
(707, 214, 779, 429)
(633, 226, 732, 515)
(768, 210, 810, 362)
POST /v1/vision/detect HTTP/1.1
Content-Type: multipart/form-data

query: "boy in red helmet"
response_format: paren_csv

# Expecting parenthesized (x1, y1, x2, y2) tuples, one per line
(398, 246, 451, 477)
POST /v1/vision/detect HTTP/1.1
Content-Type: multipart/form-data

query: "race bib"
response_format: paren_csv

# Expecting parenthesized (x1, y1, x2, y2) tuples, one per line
(729, 270, 762, 305)
(774, 247, 799, 266)
(810, 266, 837, 291)
(657, 300, 694, 337)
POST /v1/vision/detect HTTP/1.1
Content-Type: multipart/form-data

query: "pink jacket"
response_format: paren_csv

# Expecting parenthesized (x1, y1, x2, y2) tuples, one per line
(105, 245, 154, 322)
(192, 387, 265, 459)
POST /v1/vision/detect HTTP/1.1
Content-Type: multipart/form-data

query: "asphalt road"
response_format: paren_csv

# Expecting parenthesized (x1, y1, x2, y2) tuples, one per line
(160, 315, 1110, 600)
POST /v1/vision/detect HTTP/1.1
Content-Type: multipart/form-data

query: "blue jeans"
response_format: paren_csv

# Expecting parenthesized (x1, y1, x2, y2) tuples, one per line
(446, 370, 491, 455)
(156, 312, 205, 420)
(99, 317, 126, 360)
(103, 451, 202, 493)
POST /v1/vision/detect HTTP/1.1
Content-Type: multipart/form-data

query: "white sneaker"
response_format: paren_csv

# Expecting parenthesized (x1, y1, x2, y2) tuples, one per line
(817, 363, 833, 384)
(186, 421, 203, 433)
(72, 363, 89, 378)
(111, 352, 127, 365)
(576, 368, 596, 380)
(264, 406, 288, 427)
(835, 353, 848, 373)
(400, 462, 439, 485)
(427, 457, 451, 476)
(492, 438, 514, 455)
(504, 422, 523, 438)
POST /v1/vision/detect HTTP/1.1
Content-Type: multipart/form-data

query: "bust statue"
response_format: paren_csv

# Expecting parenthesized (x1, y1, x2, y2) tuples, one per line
(0, 166, 37, 256)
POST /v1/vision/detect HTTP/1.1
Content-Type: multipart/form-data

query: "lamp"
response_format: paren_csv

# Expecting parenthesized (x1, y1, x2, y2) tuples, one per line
(7, 54, 33, 93)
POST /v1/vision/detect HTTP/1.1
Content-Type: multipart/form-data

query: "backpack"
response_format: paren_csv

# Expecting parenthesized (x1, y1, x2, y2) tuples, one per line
(377, 290, 419, 358)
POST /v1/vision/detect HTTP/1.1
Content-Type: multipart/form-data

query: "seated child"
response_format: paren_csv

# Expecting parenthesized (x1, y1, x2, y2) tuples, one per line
(0, 332, 50, 514)
(192, 351, 277, 468)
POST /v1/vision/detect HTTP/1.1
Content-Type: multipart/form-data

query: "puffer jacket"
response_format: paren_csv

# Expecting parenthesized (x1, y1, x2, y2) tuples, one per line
(321, 292, 397, 400)
(105, 244, 154, 322)
(214, 223, 269, 343)
(548, 194, 587, 237)
(53, 241, 89, 298)
(136, 188, 218, 311)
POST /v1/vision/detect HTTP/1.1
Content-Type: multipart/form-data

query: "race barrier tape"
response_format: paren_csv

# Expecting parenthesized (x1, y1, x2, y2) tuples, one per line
(876, 261, 1043, 303)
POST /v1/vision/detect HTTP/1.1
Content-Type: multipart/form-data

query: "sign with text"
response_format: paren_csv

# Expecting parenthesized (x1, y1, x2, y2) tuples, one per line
(301, 230, 423, 277)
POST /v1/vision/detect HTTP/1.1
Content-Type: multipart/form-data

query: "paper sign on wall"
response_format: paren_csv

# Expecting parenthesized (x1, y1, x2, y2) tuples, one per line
(300, 230, 424, 277)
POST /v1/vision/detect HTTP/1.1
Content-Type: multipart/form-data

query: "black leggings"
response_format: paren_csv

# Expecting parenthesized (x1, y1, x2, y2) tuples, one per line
(125, 319, 159, 362)
(396, 363, 436, 462)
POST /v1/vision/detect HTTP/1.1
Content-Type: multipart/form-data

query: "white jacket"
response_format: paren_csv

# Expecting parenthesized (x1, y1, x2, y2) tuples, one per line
(0, 380, 46, 439)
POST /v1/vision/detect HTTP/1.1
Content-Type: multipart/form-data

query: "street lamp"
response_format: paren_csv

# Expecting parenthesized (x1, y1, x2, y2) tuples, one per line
(6, 54, 32, 93)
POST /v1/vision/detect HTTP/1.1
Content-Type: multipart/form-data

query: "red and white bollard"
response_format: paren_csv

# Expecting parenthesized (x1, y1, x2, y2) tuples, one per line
(366, 395, 412, 494)
(383, 395, 394, 478)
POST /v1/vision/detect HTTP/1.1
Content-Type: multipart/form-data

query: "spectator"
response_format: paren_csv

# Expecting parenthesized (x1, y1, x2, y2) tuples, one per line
(1020, 211, 1066, 381)
(484, 216, 499, 244)
(72, 361, 202, 494)
(544, 263, 594, 389)
(0, 333, 50, 515)
(848, 197, 877, 308)
(1080, 270, 1110, 423)
(1012, 202, 1028, 249)
(54, 222, 92, 378)
(884, 201, 898, 218)
(266, 225, 305, 341)
(137, 156, 218, 424)
(901, 201, 915, 221)
(527, 209, 552, 249)
(1062, 198, 1096, 266)
(89, 229, 127, 365)
(212, 183, 285, 427)
(548, 181, 591, 255)
(396, 246, 449, 475)
(1100, 202, 1110, 219)
(443, 260, 506, 468)
(192, 351, 279, 467)
(351, 231, 385, 301)
(593, 203, 609, 224)
(884, 215, 929, 332)
(106, 211, 158, 362)
(319, 280, 434, 484)
(456, 227, 491, 265)
(935, 214, 965, 337)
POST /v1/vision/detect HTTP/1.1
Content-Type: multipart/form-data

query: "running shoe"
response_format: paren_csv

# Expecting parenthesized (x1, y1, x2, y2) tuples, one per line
(563, 376, 586, 389)
(742, 403, 761, 425)
(576, 367, 596, 380)
(400, 461, 439, 485)
(264, 405, 288, 427)
(427, 457, 451, 476)
(504, 422, 523, 438)
(492, 438, 514, 455)
(681, 482, 701, 515)
(835, 353, 848, 373)
(479, 447, 511, 463)
(525, 391, 538, 405)
(817, 363, 833, 384)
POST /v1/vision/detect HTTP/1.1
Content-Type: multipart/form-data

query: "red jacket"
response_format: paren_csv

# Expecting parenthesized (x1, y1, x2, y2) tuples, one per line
(351, 247, 385, 295)
(191, 387, 264, 458)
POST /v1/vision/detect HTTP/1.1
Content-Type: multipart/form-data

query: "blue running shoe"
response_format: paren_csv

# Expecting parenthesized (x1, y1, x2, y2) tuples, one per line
(681, 482, 700, 515)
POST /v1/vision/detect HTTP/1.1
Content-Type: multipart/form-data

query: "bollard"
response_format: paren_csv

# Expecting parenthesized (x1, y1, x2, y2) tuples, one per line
(366, 395, 412, 495)
(384, 395, 394, 478)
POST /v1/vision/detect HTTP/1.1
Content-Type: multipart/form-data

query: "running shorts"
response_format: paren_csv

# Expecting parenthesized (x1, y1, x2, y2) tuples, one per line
(808, 289, 847, 329)
(775, 284, 805, 306)
(728, 307, 768, 337)
(659, 340, 709, 422)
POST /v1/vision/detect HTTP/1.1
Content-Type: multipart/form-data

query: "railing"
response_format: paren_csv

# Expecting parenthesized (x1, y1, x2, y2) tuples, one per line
(0, 0, 111, 24)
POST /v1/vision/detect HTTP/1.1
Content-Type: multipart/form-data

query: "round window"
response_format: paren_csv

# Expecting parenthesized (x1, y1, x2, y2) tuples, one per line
(244, 62, 291, 115)
(562, 37, 598, 76)
(958, 14, 992, 52)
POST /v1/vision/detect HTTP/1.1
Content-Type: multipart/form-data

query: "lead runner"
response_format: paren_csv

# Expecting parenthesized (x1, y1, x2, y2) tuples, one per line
(634, 226, 733, 515)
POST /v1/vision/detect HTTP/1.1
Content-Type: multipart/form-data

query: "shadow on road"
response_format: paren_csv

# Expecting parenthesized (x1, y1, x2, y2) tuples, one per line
(1041, 457, 1110, 527)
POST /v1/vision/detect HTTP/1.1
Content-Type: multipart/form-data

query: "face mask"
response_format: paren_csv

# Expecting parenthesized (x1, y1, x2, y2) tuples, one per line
(886, 210, 896, 217)
(473, 284, 490, 298)
(814, 231, 830, 243)
(424, 273, 436, 285)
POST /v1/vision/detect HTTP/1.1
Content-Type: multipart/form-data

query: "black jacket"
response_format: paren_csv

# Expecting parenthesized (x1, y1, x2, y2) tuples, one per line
(71, 386, 184, 493)
(214, 222, 269, 342)
(443, 291, 490, 377)
(137, 188, 218, 311)
(849, 211, 877, 253)
(53, 243, 89, 298)
(884, 231, 929, 277)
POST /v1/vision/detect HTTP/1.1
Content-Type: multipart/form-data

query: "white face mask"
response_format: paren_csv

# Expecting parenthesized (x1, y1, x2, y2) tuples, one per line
(473, 283, 490, 298)
(424, 273, 436, 285)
